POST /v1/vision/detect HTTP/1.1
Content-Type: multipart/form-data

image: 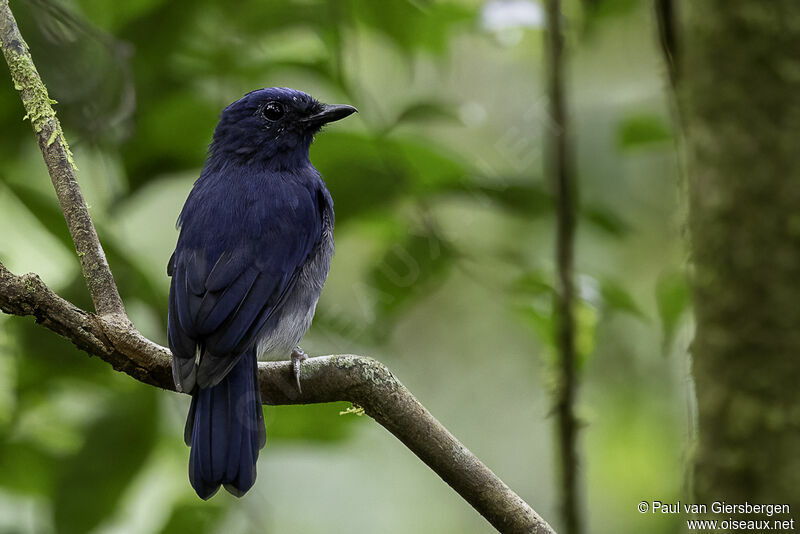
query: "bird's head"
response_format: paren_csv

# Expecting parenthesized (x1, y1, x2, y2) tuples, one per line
(209, 87, 356, 168)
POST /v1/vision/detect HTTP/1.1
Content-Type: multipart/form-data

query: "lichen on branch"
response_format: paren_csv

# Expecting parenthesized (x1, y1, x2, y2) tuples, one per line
(1, 0, 123, 316)
(0, 23, 75, 168)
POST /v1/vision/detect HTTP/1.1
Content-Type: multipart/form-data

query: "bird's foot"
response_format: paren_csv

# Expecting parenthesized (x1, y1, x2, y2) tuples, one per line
(291, 347, 308, 394)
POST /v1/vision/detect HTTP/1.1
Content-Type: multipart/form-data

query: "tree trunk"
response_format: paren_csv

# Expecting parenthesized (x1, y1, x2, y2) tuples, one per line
(680, 0, 800, 512)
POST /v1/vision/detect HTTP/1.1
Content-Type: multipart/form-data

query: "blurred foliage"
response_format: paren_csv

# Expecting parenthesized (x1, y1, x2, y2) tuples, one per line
(157, 502, 225, 534)
(53, 388, 158, 534)
(617, 113, 672, 150)
(370, 230, 456, 332)
(513, 269, 645, 377)
(0, 0, 690, 532)
(266, 402, 360, 442)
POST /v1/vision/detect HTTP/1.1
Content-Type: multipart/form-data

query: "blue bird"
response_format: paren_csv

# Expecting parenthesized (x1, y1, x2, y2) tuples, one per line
(167, 87, 356, 499)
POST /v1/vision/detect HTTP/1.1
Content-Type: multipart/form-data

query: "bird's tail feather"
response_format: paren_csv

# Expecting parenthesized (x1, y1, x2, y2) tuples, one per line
(186, 349, 266, 499)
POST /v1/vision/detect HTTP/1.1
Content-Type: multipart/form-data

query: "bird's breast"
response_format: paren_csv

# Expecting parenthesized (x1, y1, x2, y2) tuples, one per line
(256, 212, 334, 361)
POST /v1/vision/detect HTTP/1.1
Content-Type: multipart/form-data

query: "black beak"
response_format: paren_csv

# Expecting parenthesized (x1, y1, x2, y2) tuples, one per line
(302, 103, 358, 126)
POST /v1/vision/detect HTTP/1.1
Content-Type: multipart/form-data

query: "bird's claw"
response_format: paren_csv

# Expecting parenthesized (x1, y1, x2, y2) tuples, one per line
(291, 347, 308, 394)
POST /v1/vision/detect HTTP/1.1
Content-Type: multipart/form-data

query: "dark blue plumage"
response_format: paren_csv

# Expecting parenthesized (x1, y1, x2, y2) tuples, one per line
(167, 87, 355, 499)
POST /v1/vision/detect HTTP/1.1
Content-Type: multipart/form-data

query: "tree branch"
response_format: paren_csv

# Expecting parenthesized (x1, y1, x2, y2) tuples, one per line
(0, 263, 172, 386)
(654, 0, 679, 87)
(0, 0, 124, 317)
(545, 1, 583, 534)
(0, 2, 555, 533)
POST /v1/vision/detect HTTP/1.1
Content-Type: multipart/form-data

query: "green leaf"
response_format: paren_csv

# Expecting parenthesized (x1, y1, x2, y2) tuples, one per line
(617, 114, 672, 149)
(515, 300, 597, 371)
(124, 90, 219, 191)
(581, 204, 632, 237)
(351, 0, 474, 54)
(514, 270, 554, 297)
(52, 388, 158, 534)
(370, 230, 454, 322)
(390, 100, 460, 130)
(515, 304, 553, 348)
(311, 133, 409, 222)
(477, 183, 552, 218)
(655, 271, 690, 352)
(312, 132, 466, 223)
(600, 279, 645, 319)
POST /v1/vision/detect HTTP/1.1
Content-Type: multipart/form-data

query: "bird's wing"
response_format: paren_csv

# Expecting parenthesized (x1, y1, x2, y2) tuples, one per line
(168, 182, 329, 392)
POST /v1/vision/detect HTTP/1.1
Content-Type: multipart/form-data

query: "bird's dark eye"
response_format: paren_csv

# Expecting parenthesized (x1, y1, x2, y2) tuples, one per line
(261, 102, 285, 121)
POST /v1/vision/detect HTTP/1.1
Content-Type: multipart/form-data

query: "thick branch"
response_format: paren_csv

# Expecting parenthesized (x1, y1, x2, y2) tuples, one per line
(0, 261, 554, 534)
(0, 0, 124, 317)
(0, 262, 173, 386)
(677, 0, 800, 509)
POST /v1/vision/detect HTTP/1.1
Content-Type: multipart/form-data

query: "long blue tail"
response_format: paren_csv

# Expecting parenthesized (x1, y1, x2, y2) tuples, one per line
(185, 350, 266, 499)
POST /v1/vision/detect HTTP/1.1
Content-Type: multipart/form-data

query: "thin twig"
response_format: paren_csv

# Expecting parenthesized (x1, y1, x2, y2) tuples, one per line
(0, 2, 556, 532)
(654, 0, 679, 87)
(544, 1, 582, 534)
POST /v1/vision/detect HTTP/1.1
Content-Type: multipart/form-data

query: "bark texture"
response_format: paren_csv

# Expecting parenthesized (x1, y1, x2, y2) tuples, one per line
(681, 0, 800, 509)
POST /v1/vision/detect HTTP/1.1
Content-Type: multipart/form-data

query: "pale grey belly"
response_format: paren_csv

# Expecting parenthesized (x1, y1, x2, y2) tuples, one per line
(256, 225, 333, 361)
